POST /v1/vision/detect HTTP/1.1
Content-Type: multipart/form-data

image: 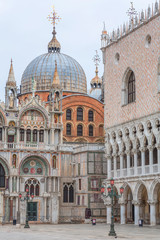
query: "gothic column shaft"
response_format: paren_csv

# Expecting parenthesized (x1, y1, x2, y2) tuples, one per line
(158, 148, 160, 172)
(149, 148, 153, 174)
(134, 204, 140, 225)
(44, 198, 47, 221)
(17, 177, 19, 192)
(113, 156, 117, 178)
(107, 157, 111, 179)
(134, 151, 137, 176)
(10, 176, 12, 192)
(120, 204, 126, 224)
(141, 150, 145, 175)
(120, 155, 123, 177)
(150, 203, 156, 226)
(127, 154, 130, 176)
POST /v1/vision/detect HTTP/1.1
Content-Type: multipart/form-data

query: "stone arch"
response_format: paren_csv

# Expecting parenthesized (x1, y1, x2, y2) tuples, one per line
(18, 106, 49, 128)
(122, 182, 134, 223)
(150, 179, 160, 201)
(74, 137, 88, 143)
(134, 182, 150, 224)
(19, 154, 51, 175)
(122, 67, 136, 105)
(0, 156, 10, 176)
(133, 180, 148, 201)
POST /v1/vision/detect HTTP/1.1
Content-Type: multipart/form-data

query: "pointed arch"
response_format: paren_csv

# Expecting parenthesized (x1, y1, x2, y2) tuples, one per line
(122, 68, 136, 105)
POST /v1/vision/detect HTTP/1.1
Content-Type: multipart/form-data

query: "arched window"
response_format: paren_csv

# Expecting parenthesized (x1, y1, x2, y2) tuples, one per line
(69, 185, 74, 203)
(77, 107, 83, 121)
(77, 125, 83, 136)
(39, 130, 44, 142)
(25, 179, 40, 196)
(153, 148, 158, 164)
(33, 129, 37, 142)
(0, 128, 2, 141)
(0, 164, 5, 188)
(66, 109, 71, 120)
(26, 129, 31, 142)
(89, 125, 93, 136)
(35, 184, 39, 196)
(128, 71, 136, 104)
(63, 183, 74, 203)
(63, 185, 68, 203)
(20, 128, 24, 141)
(88, 110, 93, 121)
(66, 124, 71, 136)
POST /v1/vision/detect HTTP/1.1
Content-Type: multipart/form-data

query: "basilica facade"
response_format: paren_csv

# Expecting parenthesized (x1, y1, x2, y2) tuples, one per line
(0, 20, 106, 224)
(102, 2, 160, 226)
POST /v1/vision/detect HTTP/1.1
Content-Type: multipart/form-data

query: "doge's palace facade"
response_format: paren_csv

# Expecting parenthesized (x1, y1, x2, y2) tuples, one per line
(101, 2, 160, 226)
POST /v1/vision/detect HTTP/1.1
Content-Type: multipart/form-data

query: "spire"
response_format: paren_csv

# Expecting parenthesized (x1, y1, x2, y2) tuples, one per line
(7, 59, 16, 87)
(52, 61, 60, 87)
(90, 51, 102, 93)
(102, 22, 107, 35)
(47, 6, 61, 53)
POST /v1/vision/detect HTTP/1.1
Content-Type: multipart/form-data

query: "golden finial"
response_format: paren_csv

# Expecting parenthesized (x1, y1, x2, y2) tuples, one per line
(93, 50, 100, 76)
(47, 6, 61, 28)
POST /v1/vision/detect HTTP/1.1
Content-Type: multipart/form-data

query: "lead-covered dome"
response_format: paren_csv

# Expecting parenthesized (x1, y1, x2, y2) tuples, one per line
(21, 28, 87, 94)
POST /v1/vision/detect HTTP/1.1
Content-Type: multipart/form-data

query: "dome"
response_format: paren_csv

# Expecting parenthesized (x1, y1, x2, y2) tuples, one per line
(90, 88, 102, 100)
(21, 28, 87, 94)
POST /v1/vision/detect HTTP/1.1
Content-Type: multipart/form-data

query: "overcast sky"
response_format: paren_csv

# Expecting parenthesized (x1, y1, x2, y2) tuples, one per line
(0, 0, 154, 101)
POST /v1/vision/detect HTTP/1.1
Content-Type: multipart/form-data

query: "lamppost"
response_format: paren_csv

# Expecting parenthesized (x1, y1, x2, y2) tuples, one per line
(19, 187, 34, 228)
(101, 178, 124, 237)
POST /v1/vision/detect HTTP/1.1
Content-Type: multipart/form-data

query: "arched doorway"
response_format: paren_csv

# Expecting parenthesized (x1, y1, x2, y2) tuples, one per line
(153, 182, 160, 225)
(138, 184, 150, 224)
(124, 185, 134, 223)
(0, 163, 5, 188)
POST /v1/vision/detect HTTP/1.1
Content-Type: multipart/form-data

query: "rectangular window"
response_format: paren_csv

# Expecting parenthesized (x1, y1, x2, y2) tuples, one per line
(77, 196, 80, 205)
(39, 130, 44, 142)
(79, 179, 81, 190)
(20, 129, 24, 142)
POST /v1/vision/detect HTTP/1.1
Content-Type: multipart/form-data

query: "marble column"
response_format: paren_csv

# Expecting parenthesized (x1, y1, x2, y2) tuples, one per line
(10, 176, 12, 193)
(53, 177, 56, 192)
(10, 198, 13, 221)
(134, 202, 140, 225)
(127, 152, 130, 176)
(13, 176, 16, 192)
(107, 157, 111, 179)
(48, 177, 52, 192)
(141, 149, 145, 175)
(44, 197, 47, 221)
(120, 154, 123, 177)
(17, 128, 19, 143)
(134, 150, 137, 176)
(149, 147, 153, 174)
(17, 177, 19, 193)
(0, 192, 4, 223)
(106, 205, 111, 224)
(113, 156, 117, 178)
(5, 197, 10, 222)
(120, 204, 126, 224)
(150, 202, 156, 226)
(58, 177, 60, 192)
(158, 148, 160, 172)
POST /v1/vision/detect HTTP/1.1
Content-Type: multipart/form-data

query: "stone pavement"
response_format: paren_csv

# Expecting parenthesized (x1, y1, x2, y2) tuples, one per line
(0, 223, 160, 240)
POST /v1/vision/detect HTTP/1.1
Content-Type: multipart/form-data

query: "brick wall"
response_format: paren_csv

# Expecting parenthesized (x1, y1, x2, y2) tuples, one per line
(104, 15, 160, 128)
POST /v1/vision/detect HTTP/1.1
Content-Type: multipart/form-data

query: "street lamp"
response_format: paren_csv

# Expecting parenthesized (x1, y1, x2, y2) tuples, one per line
(19, 187, 34, 228)
(101, 178, 124, 237)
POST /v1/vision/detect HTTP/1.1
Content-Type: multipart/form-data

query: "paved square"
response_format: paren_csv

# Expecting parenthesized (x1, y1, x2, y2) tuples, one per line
(0, 224, 160, 240)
